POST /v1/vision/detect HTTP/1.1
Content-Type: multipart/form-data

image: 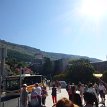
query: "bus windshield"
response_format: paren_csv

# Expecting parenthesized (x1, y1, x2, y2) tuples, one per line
(22, 76, 42, 85)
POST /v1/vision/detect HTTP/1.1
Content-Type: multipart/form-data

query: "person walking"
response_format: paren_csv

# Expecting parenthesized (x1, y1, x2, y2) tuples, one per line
(20, 84, 29, 107)
(98, 82, 106, 104)
(51, 84, 57, 104)
(30, 87, 39, 107)
(41, 85, 48, 106)
(69, 85, 82, 107)
(66, 82, 70, 92)
(68, 85, 72, 100)
(87, 83, 98, 107)
(84, 92, 95, 107)
(34, 83, 42, 107)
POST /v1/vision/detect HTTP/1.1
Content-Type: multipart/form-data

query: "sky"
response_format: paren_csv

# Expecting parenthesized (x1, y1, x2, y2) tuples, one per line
(1, 0, 107, 61)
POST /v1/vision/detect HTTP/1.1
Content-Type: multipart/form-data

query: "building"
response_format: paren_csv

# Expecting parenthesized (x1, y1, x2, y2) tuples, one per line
(91, 61, 107, 72)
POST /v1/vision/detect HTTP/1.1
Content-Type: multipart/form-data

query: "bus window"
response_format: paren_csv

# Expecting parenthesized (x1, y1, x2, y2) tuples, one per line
(6, 78, 20, 91)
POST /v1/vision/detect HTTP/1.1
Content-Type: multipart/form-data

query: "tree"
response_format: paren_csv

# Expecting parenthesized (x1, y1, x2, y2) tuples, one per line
(53, 73, 66, 81)
(67, 58, 95, 84)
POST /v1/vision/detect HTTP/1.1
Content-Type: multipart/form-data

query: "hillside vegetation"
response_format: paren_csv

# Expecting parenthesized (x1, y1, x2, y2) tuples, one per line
(0, 40, 101, 62)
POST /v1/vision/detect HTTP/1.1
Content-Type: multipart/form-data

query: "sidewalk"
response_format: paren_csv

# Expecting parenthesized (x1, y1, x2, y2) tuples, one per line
(45, 88, 68, 107)
(45, 88, 107, 107)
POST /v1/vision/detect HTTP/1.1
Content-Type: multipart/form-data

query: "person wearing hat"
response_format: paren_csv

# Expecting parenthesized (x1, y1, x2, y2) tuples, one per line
(20, 84, 29, 107)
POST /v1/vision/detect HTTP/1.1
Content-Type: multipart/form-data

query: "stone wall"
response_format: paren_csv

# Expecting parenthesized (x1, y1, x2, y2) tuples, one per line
(91, 61, 107, 72)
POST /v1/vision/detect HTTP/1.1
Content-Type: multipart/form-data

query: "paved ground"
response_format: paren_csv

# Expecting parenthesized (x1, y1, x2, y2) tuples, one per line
(46, 88, 107, 107)
(1, 88, 107, 107)
(45, 88, 69, 107)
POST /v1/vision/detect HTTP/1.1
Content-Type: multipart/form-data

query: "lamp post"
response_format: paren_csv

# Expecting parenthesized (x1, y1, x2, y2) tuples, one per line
(0, 47, 7, 107)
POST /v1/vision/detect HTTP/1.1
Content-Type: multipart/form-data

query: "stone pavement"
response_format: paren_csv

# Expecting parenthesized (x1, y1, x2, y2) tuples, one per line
(45, 88, 107, 107)
(45, 88, 68, 107)
(1, 88, 107, 107)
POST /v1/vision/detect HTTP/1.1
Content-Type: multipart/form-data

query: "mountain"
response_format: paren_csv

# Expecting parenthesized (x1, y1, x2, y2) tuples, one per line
(0, 39, 102, 62)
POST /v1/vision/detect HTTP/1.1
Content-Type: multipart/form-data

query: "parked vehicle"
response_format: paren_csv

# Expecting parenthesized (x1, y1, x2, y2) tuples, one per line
(59, 81, 67, 88)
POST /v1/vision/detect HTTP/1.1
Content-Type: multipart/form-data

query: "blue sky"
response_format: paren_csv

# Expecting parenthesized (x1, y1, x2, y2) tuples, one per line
(1, 0, 107, 61)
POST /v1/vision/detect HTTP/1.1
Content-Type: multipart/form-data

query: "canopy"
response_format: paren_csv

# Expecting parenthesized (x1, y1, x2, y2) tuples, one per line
(93, 73, 103, 78)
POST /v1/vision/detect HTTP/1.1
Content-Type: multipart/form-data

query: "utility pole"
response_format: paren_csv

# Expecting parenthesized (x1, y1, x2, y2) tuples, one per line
(0, 47, 7, 107)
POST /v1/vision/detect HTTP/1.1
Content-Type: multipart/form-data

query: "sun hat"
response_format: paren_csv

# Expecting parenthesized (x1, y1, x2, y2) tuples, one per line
(22, 84, 27, 87)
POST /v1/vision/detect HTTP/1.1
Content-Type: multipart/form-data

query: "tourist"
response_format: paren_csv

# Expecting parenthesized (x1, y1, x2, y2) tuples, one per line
(83, 92, 95, 107)
(51, 84, 57, 104)
(20, 84, 29, 107)
(41, 85, 48, 106)
(78, 82, 84, 103)
(30, 87, 39, 107)
(87, 83, 98, 107)
(57, 81, 61, 93)
(67, 85, 72, 100)
(66, 82, 71, 92)
(35, 83, 42, 107)
(69, 85, 82, 107)
(98, 82, 106, 103)
(93, 83, 99, 95)
(84, 84, 88, 93)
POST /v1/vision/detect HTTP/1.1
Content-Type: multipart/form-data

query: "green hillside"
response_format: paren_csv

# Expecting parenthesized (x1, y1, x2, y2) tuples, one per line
(0, 39, 102, 62)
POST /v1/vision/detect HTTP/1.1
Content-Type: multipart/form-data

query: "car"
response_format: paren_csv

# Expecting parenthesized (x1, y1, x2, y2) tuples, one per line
(59, 81, 67, 88)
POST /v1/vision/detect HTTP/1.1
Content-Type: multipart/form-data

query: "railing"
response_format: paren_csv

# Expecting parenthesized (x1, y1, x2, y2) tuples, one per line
(1, 95, 20, 107)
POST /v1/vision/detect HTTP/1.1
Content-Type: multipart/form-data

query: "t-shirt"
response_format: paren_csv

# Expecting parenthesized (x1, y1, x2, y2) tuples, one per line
(99, 84, 106, 93)
(31, 91, 39, 106)
(52, 87, 57, 96)
(87, 87, 98, 99)
(35, 86, 42, 96)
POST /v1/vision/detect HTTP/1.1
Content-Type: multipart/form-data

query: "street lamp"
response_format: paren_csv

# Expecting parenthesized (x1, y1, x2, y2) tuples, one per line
(0, 47, 7, 107)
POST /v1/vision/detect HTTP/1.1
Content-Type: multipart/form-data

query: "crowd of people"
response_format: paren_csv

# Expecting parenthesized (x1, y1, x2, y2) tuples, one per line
(66, 81, 106, 107)
(20, 83, 48, 107)
(20, 79, 107, 107)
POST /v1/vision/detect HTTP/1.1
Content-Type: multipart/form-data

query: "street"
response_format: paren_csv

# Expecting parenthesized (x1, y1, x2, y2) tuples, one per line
(45, 88, 69, 107)
(1, 88, 107, 107)
(1, 88, 68, 107)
